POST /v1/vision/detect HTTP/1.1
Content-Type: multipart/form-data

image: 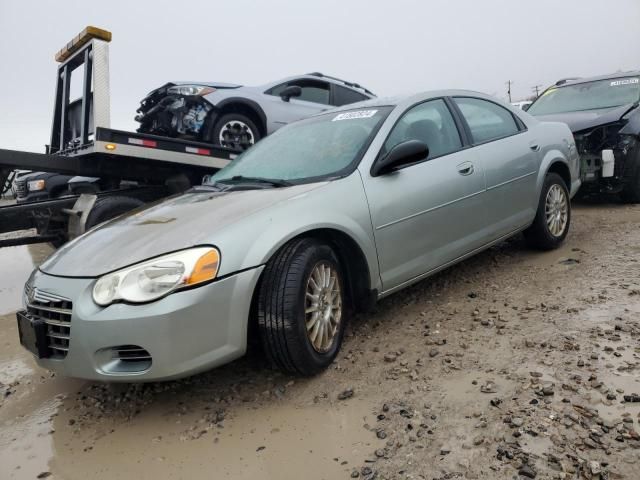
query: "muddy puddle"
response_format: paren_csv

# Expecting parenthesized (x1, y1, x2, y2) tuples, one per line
(44, 399, 378, 480)
(0, 243, 51, 314)
(1, 384, 378, 479)
(0, 244, 53, 382)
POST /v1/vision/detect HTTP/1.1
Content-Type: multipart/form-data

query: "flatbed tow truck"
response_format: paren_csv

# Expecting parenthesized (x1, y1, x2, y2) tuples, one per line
(0, 27, 239, 248)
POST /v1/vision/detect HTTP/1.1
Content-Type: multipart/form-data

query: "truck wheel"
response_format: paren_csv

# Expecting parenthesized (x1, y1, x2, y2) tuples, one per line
(257, 238, 347, 376)
(211, 113, 261, 151)
(85, 196, 144, 230)
(524, 172, 571, 250)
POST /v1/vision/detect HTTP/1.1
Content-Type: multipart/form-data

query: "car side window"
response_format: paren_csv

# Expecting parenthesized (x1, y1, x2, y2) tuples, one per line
(332, 85, 369, 106)
(382, 99, 462, 159)
(267, 79, 331, 105)
(453, 97, 520, 144)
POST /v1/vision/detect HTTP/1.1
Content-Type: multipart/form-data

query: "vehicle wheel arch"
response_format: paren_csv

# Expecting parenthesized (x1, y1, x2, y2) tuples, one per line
(536, 151, 571, 194)
(248, 228, 374, 323)
(212, 98, 267, 138)
(546, 160, 571, 191)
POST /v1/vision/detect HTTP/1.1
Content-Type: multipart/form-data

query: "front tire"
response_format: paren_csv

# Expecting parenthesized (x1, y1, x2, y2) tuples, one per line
(257, 238, 347, 376)
(211, 113, 261, 151)
(524, 172, 571, 250)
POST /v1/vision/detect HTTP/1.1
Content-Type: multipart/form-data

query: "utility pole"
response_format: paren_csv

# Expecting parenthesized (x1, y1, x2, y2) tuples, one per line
(506, 80, 512, 102)
(532, 84, 542, 97)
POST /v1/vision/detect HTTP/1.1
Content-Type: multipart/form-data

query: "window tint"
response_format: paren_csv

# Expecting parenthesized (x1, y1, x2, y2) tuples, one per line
(267, 80, 330, 105)
(332, 85, 368, 106)
(382, 99, 462, 159)
(454, 97, 519, 144)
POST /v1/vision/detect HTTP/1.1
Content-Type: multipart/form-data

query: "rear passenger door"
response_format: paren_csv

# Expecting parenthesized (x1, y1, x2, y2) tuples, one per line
(452, 97, 539, 238)
(362, 98, 488, 292)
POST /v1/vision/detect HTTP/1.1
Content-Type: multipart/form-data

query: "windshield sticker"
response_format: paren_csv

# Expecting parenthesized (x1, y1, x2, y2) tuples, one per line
(332, 110, 378, 121)
(611, 78, 639, 86)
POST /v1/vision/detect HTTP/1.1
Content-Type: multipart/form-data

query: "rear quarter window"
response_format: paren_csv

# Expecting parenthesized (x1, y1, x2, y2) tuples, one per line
(332, 85, 369, 106)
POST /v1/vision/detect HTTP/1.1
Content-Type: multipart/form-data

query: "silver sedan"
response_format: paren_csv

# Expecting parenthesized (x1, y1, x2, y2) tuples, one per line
(18, 90, 580, 381)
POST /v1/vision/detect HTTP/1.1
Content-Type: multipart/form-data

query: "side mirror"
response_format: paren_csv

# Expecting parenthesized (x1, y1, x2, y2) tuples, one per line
(371, 140, 429, 177)
(522, 104, 530, 112)
(280, 85, 302, 102)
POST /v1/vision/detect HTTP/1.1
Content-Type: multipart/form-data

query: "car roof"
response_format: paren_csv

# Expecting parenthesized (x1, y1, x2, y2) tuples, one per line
(553, 70, 640, 87)
(264, 73, 376, 97)
(320, 89, 511, 113)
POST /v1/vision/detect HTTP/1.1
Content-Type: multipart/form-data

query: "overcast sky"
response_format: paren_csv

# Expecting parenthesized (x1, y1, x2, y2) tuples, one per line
(1, 0, 639, 152)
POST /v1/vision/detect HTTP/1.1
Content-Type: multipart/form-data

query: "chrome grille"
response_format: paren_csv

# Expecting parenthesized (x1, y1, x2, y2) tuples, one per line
(25, 284, 72, 359)
(14, 178, 27, 198)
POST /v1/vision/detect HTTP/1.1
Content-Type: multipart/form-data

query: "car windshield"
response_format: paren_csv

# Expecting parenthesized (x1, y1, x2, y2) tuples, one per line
(207, 107, 392, 185)
(528, 77, 640, 115)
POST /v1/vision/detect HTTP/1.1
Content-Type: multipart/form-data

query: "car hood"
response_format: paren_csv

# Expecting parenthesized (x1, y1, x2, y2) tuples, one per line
(534, 103, 636, 133)
(39, 183, 324, 278)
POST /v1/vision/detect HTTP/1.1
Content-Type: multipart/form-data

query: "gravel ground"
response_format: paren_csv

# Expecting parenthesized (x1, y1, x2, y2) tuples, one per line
(0, 201, 639, 480)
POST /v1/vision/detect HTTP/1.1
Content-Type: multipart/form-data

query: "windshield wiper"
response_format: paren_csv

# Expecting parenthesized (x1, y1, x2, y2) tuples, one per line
(189, 184, 231, 193)
(218, 176, 293, 188)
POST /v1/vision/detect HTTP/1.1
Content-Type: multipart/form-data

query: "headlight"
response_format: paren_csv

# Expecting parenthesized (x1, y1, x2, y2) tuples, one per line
(92, 247, 220, 306)
(167, 85, 216, 96)
(27, 179, 46, 191)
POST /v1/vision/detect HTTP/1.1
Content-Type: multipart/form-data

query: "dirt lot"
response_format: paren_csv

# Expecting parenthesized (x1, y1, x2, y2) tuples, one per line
(1, 201, 639, 480)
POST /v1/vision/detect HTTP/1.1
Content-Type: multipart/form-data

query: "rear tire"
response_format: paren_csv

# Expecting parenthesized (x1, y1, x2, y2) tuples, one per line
(85, 196, 144, 230)
(524, 172, 571, 250)
(211, 113, 261, 151)
(49, 196, 143, 249)
(257, 238, 347, 376)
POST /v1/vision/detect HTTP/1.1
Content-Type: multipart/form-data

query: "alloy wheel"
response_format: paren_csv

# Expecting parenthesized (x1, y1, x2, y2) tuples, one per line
(304, 262, 342, 353)
(545, 184, 568, 237)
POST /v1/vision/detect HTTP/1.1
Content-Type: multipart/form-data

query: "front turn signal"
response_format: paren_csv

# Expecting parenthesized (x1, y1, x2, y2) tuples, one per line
(187, 249, 220, 285)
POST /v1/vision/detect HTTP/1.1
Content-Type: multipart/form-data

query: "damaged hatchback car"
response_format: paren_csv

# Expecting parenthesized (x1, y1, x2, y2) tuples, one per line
(19, 91, 579, 381)
(135, 72, 375, 150)
(527, 72, 640, 201)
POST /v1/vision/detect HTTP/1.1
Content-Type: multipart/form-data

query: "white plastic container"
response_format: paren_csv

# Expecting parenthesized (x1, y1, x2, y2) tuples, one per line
(601, 149, 615, 178)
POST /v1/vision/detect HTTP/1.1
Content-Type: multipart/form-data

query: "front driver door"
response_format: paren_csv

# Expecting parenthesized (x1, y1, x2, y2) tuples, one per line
(263, 79, 332, 132)
(361, 98, 488, 293)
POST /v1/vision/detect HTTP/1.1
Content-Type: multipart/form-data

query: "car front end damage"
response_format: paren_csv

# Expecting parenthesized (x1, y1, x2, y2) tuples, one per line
(135, 82, 239, 140)
(573, 116, 640, 195)
(527, 74, 640, 199)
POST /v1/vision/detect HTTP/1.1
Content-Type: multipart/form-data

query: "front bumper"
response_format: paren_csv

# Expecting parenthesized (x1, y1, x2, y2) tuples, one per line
(23, 266, 263, 382)
(16, 191, 50, 203)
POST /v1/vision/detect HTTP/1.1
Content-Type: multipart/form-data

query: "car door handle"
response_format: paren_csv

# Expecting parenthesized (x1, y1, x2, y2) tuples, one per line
(457, 162, 474, 176)
(529, 143, 540, 152)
